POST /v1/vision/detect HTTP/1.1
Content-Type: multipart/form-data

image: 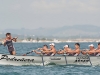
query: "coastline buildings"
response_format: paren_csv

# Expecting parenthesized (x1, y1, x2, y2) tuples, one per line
(21, 39, 100, 43)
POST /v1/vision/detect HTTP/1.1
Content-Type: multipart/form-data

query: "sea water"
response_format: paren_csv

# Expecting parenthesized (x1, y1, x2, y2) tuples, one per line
(0, 42, 100, 75)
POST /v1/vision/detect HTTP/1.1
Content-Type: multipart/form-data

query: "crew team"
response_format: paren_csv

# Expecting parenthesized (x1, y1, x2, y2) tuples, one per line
(33, 43, 100, 56)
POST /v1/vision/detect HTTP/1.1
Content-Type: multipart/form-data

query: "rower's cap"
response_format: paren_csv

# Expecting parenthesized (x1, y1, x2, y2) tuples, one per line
(49, 43, 55, 46)
(88, 44, 94, 47)
(64, 45, 69, 48)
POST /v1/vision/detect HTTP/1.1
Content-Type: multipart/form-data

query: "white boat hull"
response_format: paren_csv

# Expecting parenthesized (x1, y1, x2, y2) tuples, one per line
(0, 54, 100, 66)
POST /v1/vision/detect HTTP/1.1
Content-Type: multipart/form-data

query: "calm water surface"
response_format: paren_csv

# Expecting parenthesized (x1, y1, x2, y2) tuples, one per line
(0, 42, 100, 75)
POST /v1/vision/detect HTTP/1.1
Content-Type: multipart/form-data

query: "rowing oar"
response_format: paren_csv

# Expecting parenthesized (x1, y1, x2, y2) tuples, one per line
(23, 50, 34, 56)
(22, 49, 39, 56)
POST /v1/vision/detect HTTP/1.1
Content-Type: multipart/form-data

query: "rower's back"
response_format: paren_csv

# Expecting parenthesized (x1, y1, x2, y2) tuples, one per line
(88, 49, 95, 56)
(74, 43, 81, 56)
(74, 49, 80, 56)
(50, 48, 56, 56)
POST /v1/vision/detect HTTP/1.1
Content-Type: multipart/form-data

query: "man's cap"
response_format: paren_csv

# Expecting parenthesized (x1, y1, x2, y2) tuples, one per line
(64, 45, 69, 48)
(88, 44, 94, 47)
(49, 43, 55, 46)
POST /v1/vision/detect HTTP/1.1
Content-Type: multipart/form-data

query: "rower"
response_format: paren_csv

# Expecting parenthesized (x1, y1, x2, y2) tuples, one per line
(42, 43, 56, 56)
(33, 45, 49, 55)
(67, 43, 80, 56)
(95, 43, 100, 56)
(81, 44, 95, 56)
(2, 33, 17, 55)
(57, 45, 71, 55)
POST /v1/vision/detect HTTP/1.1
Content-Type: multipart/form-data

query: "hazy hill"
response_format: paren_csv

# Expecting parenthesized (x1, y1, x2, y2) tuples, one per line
(2, 25, 100, 38)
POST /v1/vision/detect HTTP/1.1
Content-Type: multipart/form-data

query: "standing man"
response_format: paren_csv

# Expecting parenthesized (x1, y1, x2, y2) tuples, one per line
(2, 33, 17, 55)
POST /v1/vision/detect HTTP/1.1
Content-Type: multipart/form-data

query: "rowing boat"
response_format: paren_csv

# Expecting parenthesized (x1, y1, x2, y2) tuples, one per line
(0, 54, 100, 66)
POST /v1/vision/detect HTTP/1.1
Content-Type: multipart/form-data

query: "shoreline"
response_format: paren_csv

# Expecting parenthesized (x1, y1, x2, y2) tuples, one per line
(0, 39, 100, 43)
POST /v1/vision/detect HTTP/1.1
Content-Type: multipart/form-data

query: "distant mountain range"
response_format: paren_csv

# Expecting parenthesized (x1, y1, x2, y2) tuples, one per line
(2, 25, 100, 38)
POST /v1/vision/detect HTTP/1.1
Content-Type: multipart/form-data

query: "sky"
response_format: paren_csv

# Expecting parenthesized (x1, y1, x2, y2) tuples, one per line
(0, 0, 100, 30)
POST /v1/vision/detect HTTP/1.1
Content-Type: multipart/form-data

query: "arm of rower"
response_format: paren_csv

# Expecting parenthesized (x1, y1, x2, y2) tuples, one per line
(12, 37, 18, 42)
(43, 50, 54, 53)
(2, 39, 6, 46)
(46, 49, 51, 51)
(87, 50, 95, 54)
(38, 48, 42, 50)
(72, 50, 80, 53)
(34, 50, 41, 54)
(58, 50, 65, 54)
(95, 50, 100, 53)
(42, 49, 50, 51)
(67, 50, 73, 54)
(42, 50, 50, 53)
